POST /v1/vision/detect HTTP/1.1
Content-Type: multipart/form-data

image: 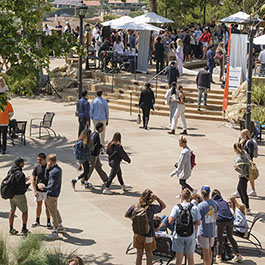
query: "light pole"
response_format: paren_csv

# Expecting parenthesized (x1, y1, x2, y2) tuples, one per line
(85, 24, 91, 70)
(76, 1, 88, 99)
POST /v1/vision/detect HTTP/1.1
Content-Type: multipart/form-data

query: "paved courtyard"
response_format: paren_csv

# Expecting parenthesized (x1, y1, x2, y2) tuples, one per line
(0, 97, 264, 264)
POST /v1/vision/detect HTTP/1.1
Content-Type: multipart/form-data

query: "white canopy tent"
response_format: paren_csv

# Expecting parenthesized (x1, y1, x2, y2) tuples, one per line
(132, 12, 173, 24)
(220, 12, 250, 24)
(254, 34, 265, 45)
(111, 21, 163, 31)
(101, 16, 132, 27)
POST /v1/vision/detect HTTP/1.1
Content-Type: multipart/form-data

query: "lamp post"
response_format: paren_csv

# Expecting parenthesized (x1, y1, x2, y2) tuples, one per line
(76, 1, 88, 99)
(245, 17, 259, 131)
(85, 24, 91, 70)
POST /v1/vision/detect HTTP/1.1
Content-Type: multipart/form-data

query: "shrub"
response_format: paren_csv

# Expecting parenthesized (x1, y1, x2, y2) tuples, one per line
(251, 80, 265, 106)
(0, 235, 9, 265)
(251, 106, 265, 125)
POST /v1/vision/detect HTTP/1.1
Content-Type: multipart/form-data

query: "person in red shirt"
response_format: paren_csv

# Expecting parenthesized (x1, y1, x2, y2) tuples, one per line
(199, 28, 211, 59)
(0, 101, 14, 154)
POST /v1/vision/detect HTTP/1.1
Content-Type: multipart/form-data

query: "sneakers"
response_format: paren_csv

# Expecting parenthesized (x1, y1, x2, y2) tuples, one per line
(57, 224, 65, 232)
(168, 130, 175, 135)
(21, 228, 30, 236)
(71, 179, 77, 190)
(232, 254, 243, 262)
(232, 191, 240, 198)
(121, 184, 131, 191)
(246, 209, 252, 215)
(103, 189, 112, 195)
(85, 182, 95, 189)
(216, 255, 222, 263)
(248, 190, 257, 197)
(47, 222, 52, 229)
(9, 228, 18, 235)
(47, 231, 59, 240)
(31, 221, 40, 228)
(180, 130, 187, 135)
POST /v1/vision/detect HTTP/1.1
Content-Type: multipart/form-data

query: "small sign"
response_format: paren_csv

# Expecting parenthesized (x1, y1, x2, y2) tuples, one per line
(229, 66, 242, 90)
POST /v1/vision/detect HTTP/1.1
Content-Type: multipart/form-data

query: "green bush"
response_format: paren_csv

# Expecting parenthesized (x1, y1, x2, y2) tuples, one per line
(0, 236, 9, 265)
(251, 80, 265, 106)
(251, 106, 265, 125)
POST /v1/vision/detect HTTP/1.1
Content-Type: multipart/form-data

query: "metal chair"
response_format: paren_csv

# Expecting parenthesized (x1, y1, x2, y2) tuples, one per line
(29, 112, 56, 139)
(9, 121, 27, 146)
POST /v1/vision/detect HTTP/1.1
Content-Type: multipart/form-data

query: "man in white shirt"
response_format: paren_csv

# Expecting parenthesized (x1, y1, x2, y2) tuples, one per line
(258, 47, 265, 76)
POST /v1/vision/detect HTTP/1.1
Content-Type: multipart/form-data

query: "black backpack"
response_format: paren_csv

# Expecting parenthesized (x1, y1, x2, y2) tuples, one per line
(175, 203, 194, 237)
(1, 171, 17, 200)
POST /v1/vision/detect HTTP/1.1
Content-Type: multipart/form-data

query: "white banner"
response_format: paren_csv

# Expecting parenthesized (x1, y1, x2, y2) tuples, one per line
(229, 66, 242, 90)
(137, 30, 150, 73)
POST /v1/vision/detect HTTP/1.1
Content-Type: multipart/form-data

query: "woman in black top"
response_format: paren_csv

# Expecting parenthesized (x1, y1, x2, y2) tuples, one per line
(103, 132, 131, 195)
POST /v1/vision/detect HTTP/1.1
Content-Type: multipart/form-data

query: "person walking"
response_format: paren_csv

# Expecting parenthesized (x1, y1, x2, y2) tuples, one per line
(176, 39, 184, 75)
(212, 189, 243, 263)
(197, 186, 219, 265)
(125, 189, 166, 265)
(168, 86, 187, 135)
(139, 82, 155, 130)
(8, 157, 30, 235)
(233, 142, 251, 214)
(86, 122, 108, 185)
(154, 37, 164, 74)
(165, 82, 179, 127)
(165, 61, 179, 86)
(72, 129, 93, 190)
(31, 153, 51, 228)
(214, 42, 226, 82)
(206, 45, 215, 83)
(90, 90, 109, 150)
(196, 66, 211, 111)
(0, 100, 14, 154)
(168, 188, 201, 265)
(38, 154, 63, 240)
(103, 132, 131, 194)
(77, 89, 90, 137)
(170, 136, 196, 195)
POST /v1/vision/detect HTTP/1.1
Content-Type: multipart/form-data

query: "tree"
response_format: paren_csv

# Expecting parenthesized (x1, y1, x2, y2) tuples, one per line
(0, 0, 79, 108)
(149, 0, 157, 13)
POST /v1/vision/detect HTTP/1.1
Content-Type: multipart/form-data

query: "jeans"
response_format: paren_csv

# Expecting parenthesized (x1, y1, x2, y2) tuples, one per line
(237, 177, 249, 209)
(171, 104, 187, 130)
(209, 66, 213, 82)
(78, 161, 90, 181)
(160, 215, 174, 233)
(179, 179, 193, 192)
(217, 219, 239, 256)
(0, 126, 8, 152)
(141, 107, 151, 128)
(78, 117, 87, 137)
(169, 103, 177, 125)
(87, 155, 108, 182)
(148, 49, 152, 65)
(259, 64, 265, 77)
(106, 160, 124, 188)
(156, 58, 164, 74)
(197, 88, 208, 108)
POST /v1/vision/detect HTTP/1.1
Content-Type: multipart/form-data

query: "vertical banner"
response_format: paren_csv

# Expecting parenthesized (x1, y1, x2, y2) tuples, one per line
(222, 26, 232, 112)
(137, 30, 150, 73)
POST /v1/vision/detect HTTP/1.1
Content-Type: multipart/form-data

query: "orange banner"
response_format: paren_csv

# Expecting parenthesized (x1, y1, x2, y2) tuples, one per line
(222, 26, 232, 112)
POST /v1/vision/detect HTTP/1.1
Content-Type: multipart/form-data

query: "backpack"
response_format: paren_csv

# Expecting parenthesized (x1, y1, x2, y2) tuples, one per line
(191, 151, 196, 169)
(221, 238, 233, 261)
(247, 139, 258, 158)
(132, 204, 150, 235)
(175, 203, 194, 237)
(74, 140, 84, 160)
(248, 160, 259, 181)
(1, 171, 17, 200)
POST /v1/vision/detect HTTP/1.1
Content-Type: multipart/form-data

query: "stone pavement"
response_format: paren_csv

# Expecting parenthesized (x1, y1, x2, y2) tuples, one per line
(0, 97, 264, 265)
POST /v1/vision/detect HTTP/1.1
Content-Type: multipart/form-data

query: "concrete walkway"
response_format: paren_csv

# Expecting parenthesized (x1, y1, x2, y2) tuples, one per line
(0, 96, 264, 264)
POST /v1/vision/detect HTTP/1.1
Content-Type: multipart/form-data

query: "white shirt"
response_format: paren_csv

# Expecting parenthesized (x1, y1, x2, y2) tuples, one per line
(258, 50, 265, 64)
(113, 41, 124, 54)
(92, 27, 99, 38)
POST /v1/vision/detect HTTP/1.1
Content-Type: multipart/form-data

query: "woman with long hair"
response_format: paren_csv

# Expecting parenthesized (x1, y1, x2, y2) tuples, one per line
(214, 42, 226, 81)
(176, 39, 184, 75)
(168, 85, 187, 135)
(227, 197, 248, 236)
(103, 132, 131, 194)
(72, 129, 92, 190)
(233, 142, 251, 213)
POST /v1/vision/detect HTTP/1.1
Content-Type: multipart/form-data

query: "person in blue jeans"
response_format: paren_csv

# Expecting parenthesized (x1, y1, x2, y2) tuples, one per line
(169, 188, 201, 265)
(206, 45, 215, 83)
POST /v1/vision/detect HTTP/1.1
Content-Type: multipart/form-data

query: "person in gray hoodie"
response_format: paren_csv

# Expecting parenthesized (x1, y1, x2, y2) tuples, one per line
(170, 136, 196, 195)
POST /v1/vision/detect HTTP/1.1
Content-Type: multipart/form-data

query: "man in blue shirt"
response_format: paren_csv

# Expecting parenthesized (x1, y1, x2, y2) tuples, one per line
(206, 45, 215, 83)
(77, 90, 90, 136)
(90, 90, 109, 149)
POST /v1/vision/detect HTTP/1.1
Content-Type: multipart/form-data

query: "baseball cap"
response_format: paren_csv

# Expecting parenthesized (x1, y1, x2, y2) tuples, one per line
(201, 185, 211, 194)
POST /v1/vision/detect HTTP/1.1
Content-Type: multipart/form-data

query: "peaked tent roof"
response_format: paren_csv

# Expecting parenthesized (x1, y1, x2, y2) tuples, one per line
(254, 34, 265, 45)
(111, 21, 164, 31)
(101, 16, 132, 27)
(220, 11, 250, 23)
(132, 12, 173, 24)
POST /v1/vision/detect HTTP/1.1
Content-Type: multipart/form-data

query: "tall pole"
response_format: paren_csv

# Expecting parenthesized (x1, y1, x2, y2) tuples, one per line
(245, 28, 254, 131)
(165, 0, 168, 18)
(78, 15, 84, 99)
(203, 0, 206, 26)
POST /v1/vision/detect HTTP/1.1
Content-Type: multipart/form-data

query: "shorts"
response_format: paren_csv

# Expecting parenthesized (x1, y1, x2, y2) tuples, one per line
(34, 191, 47, 202)
(10, 194, 28, 213)
(198, 236, 215, 249)
(172, 238, 196, 254)
(133, 234, 156, 251)
(202, 42, 208, 48)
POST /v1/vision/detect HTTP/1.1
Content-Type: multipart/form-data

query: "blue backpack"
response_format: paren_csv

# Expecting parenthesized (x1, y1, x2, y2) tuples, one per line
(74, 140, 84, 160)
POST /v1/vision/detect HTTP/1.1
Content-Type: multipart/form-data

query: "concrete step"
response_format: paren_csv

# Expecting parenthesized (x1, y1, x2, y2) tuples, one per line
(108, 102, 225, 122)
